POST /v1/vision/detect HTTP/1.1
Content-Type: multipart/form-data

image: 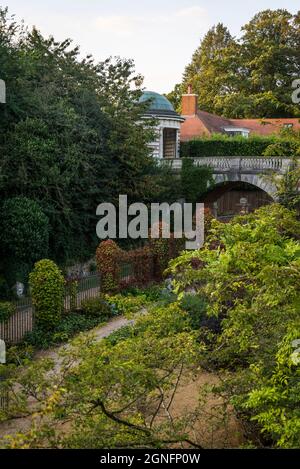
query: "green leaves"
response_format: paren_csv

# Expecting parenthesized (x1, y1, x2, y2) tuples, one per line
(169, 203, 300, 446)
(0, 7, 157, 268)
(181, 158, 214, 204)
(1, 301, 198, 448)
(0, 301, 15, 322)
(29, 259, 65, 330)
(173, 10, 300, 118)
(181, 134, 291, 158)
(245, 323, 300, 447)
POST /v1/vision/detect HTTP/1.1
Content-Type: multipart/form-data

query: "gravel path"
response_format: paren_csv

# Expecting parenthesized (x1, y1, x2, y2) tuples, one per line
(35, 315, 134, 361)
(0, 315, 135, 440)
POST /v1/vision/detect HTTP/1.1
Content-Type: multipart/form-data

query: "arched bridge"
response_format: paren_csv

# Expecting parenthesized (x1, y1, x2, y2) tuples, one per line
(168, 156, 293, 199)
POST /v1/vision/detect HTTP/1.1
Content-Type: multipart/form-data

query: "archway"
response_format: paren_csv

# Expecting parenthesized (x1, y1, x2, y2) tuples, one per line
(201, 180, 274, 221)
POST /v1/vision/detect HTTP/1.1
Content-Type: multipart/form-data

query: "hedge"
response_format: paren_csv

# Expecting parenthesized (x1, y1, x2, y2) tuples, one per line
(29, 259, 65, 331)
(180, 135, 293, 158)
(96, 236, 184, 294)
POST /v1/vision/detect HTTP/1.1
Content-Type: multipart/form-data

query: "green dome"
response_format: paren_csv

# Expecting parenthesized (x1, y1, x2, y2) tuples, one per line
(139, 91, 174, 112)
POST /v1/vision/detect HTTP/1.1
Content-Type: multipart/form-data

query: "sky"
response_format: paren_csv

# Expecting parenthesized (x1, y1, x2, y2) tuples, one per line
(4, 0, 299, 93)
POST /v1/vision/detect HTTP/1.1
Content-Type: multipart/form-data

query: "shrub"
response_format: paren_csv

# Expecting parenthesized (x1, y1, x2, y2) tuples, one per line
(81, 295, 113, 320)
(105, 294, 146, 316)
(148, 222, 183, 280)
(179, 294, 221, 332)
(0, 301, 16, 322)
(244, 323, 300, 448)
(118, 246, 155, 290)
(25, 313, 101, 349)
(65, 279, 78, 312)
(170, 204, 300, 445)
(105, 325, 134, 346)
(141, 284, 163, 302)
(5, 344, 34, 365)
(29, 259, 65, 331)
(96, 240, 121, 293)
(263, 141, 298, 157)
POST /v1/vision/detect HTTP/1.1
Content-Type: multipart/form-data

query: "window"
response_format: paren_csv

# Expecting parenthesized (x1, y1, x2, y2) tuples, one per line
(223, 127, 250, 138)
(163, 128, 177, 158)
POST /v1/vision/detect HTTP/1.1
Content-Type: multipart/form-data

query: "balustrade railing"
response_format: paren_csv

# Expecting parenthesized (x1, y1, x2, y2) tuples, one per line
(165, 156, 292, 173)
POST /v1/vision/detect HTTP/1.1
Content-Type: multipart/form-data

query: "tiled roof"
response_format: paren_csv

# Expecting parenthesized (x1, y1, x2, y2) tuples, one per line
(230, 118, 300, 135)
(180, 111, 300, 141)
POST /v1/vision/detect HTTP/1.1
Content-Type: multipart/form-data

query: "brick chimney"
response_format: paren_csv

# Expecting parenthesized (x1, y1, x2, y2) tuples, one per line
(181, 84, 198, 116)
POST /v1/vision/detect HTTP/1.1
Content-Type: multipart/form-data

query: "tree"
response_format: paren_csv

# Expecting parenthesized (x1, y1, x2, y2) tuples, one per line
(0, 197, 49, 286)
(171, 9, 300, 118)
(237, 9, 300, 117)
(182, 23, 236, 113)
(169, 204, 300, 447)
(0, 303, 200, 448)
(264, 129, 300, 211)
(165, 84, 184, 113)
(0, 7, 157, 269)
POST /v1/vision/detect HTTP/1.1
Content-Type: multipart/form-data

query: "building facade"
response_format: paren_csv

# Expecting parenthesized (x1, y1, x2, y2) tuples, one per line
(180, 86, 300, 140)
(139, 91, 184, 158)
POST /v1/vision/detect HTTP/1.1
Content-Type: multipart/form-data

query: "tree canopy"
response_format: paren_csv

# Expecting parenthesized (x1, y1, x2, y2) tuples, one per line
(167, 9, 300, 118)
(0, 7, 159, 283)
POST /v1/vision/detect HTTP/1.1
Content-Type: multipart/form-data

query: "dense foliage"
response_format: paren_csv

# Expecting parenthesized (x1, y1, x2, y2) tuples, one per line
(168, 10, 300, 118)
(24, 295, 117, 349)
(181, 158, 214, 203)
(0, 303, 198, 448)
(169, 204, 300, 447)
(0, 197, 49, 285)
(1, 205, 300, 448)
(80, 295, 113, 319)
(96, 236, 183, 293)
(0, 7, 157, 282)
(180, 134, 295, 158)
(0, 301, 15, 322)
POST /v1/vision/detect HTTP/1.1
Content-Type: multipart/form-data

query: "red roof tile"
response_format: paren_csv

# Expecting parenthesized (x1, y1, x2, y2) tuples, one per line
(180, 110, 300, 141)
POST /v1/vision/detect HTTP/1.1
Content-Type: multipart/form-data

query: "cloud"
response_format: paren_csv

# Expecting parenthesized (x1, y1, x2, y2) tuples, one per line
(93, 6, 209, 36)
(175, 6, 209, 19)
(94, 15, 138, 36)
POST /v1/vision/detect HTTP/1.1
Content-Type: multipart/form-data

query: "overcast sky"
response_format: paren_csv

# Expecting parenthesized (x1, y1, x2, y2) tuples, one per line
(4, 0, 299, 93)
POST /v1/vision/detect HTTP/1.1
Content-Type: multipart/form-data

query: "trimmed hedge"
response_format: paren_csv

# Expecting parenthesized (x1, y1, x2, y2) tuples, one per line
(29, 259, 65, 331)
(180, 135, 293, 158)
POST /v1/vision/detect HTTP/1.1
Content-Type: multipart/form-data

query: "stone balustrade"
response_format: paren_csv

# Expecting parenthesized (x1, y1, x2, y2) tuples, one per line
(165, 156, 293, 174)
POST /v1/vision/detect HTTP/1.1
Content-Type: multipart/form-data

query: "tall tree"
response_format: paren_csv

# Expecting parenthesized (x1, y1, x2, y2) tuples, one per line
(181, 23, 236, 113)
(0, 7, 156, 277)
(169, 10, 300, 118)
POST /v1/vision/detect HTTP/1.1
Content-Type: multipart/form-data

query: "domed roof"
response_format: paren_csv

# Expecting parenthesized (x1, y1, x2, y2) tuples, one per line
(139, 90, 184, 122)
(139, 91, 175, 112)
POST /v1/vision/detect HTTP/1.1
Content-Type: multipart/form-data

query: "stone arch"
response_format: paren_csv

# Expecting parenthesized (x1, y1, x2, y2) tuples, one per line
(212, 173, 277, 200)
